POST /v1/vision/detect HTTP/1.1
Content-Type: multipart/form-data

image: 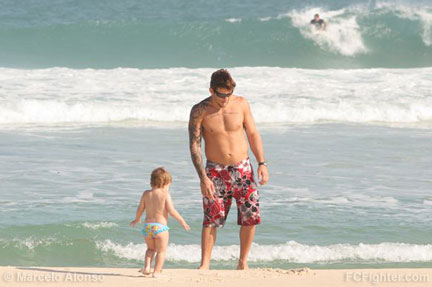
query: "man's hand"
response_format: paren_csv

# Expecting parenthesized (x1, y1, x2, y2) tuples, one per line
(257, 165, 269, 185)
(200, 177, 215, 200)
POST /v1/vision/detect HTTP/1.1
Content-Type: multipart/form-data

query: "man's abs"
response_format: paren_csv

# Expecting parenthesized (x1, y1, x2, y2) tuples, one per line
(200, 96, 249, 165)
(203, 131, 249, 165)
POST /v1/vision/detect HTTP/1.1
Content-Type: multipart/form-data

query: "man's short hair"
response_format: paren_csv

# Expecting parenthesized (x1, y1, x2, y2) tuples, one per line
(150, 167, 172, 188)
(210, 69, 236, 91)
(314, 13, 319, 17)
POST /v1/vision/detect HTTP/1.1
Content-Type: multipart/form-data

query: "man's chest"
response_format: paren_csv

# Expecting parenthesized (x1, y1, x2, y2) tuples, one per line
(202, 110, 244, 133)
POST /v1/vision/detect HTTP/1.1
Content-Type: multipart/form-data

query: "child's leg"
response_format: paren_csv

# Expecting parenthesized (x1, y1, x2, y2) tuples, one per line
(153, 231, 169, 276)
(143, 235, 156, 274)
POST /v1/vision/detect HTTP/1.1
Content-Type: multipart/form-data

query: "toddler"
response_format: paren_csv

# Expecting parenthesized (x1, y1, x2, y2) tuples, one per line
(130, 167, 190, 277)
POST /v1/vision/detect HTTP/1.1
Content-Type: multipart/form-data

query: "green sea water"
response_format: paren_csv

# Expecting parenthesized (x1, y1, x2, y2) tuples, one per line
(1, 125, 431, 268)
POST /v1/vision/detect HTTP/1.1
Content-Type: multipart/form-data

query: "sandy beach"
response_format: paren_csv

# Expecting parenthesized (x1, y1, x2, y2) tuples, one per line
(1, 267, 431, 287)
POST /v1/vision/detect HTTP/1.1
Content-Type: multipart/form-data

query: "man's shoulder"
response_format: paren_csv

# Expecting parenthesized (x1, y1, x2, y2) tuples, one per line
(235, 95, 247, 102)
(192, 97, 211, 109)
(190, 97, 211, 120)
(234, 95, 250, 108)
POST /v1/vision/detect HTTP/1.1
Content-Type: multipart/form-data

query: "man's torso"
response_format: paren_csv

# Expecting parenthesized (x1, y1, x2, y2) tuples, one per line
(311, 19, 324, 28)
(201, 96, 249, 165)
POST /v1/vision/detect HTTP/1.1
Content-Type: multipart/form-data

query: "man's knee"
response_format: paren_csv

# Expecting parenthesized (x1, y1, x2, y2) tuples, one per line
(202, 226, 217, 231)
(202, 226, 217, 237)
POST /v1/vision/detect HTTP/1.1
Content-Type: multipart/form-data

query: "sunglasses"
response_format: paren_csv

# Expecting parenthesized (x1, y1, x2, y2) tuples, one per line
(213, 89, 233, 98)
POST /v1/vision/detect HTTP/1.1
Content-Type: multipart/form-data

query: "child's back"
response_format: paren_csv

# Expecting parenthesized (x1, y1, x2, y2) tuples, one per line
(142, 188, 169, 225)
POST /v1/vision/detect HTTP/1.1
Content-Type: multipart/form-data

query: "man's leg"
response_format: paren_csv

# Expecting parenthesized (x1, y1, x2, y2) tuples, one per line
(199, 226, 217, 269)
(235, 158, 260, 270)
(237, 225, 256, 270)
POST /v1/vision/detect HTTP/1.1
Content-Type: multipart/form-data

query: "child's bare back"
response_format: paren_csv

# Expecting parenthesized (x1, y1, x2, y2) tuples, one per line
(135, 185, 189, 228)
(141, 188, 170, 225)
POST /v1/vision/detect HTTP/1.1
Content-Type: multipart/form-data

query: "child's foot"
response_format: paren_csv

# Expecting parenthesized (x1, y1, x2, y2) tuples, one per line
(144, 266, 151, 275)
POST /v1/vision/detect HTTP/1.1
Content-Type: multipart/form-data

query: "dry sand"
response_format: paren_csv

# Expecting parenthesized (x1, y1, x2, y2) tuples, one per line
(1, 266, 431, 287)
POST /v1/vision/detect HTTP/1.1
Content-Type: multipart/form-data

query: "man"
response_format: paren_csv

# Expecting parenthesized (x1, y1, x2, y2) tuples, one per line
(188, 69, 269, 270)
(310, 13, 327, 30)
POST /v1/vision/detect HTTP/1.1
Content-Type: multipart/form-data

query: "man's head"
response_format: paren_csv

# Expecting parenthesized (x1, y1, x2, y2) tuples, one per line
(209, 69, 236, 108)
(314, 13, 320, 21)
(150, 167, 172, 189)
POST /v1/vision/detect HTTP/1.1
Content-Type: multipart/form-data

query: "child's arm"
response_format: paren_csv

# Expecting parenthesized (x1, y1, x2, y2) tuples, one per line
(166, 193, 190, 231)
(130, 191, 146, 227)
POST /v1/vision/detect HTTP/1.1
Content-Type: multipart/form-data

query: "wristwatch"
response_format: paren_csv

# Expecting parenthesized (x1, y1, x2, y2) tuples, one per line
(258, 161, 267, 167)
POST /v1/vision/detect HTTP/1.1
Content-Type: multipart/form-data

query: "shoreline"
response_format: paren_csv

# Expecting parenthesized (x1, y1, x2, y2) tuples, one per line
(1, 267, 431, 287)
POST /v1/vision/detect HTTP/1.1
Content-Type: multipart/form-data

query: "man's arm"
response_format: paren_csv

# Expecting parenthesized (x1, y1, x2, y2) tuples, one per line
(242, 98, 265, 163)
(188, 102, 207, 180)
(188, 100, 215, 199)
(242, 98, 269, 185)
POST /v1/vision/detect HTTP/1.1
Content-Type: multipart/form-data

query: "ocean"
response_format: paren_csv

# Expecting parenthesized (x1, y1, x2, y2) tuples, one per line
(0, 0, 431, 269)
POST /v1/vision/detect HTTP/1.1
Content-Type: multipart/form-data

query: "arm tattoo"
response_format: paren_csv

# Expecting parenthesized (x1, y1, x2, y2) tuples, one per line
(188, 99, 209, 181)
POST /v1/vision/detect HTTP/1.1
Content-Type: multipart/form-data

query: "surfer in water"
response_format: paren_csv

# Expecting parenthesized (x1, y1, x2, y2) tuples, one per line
(310, 13, 326, 31)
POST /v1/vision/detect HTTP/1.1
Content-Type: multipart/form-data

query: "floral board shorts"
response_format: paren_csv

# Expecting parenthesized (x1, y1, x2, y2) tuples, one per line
(203, 157, 261, 228)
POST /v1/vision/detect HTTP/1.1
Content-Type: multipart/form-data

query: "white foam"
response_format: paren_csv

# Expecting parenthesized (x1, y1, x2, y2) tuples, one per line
(225, 18, 242, 23)
(1, 67, 432, 127)
(424, 199, 432, 206)
(376, 2, 432, 46)
(0, 201, 17, 206)
(9, 237, 58, 250)
(96, 240, 432, 263)
(259, 17, 272, 22)
(266, 194, 399, 208)
(286, 7, 368, 56)
(82, 222, 118, 229)
(62, 191, 106, 204)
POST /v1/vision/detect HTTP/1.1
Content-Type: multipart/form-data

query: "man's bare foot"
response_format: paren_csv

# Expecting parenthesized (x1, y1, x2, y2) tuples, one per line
(236, 260, 248, 270)
(152, 271, 161, 278)
(198, 265, 210, 270)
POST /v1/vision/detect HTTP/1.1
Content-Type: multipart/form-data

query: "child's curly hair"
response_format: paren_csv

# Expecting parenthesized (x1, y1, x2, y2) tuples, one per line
(150, 167, 172, 188)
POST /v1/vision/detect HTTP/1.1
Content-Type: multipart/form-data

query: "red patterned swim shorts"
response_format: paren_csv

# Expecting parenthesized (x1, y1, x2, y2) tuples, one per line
(203, 157, 261, 228)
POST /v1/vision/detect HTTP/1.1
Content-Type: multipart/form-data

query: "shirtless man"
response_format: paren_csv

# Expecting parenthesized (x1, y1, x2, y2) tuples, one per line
(188, 69, 269, 270)
(310, 13, 327, 31)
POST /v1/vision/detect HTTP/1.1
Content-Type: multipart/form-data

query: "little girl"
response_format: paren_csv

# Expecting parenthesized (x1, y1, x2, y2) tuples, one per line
(130, 167, 190, 277)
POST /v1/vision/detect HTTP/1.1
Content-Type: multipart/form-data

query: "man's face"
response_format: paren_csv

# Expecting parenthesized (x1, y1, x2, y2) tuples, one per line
(210, 87, 233, 108)
(314, 15, 320, 21)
